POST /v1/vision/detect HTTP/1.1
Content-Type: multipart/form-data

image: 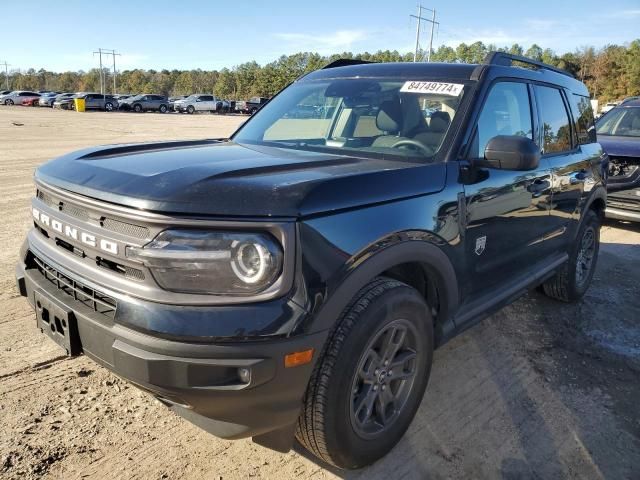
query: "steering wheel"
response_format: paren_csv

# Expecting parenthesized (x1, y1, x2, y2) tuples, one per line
(391, 139, 434, 157)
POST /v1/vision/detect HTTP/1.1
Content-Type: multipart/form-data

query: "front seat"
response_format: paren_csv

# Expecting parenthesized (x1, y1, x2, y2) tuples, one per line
(414, 111, 451, 149)
(371, 99, 405, 148)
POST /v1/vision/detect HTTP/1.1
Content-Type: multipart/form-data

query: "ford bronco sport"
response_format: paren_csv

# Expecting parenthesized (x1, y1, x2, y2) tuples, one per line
(16, 53, 607, 469)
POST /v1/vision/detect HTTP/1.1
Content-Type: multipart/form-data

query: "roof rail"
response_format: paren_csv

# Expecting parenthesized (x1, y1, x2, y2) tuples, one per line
(322, 58, 375, 69)
(483, 51, 573, 78)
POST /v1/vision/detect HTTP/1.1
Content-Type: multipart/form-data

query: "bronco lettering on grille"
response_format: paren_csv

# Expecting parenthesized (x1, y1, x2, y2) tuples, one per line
(32, 207, 119, 255)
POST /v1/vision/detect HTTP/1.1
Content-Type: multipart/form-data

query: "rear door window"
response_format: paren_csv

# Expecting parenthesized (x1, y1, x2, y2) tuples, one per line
(534, 86, 573, 154)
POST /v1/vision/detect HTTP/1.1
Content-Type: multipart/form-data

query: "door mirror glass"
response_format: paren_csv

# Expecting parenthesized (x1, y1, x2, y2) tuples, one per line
(477, 135, 540, 170)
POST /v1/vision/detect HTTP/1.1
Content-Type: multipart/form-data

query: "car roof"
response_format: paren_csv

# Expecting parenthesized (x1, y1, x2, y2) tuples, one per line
(304, 60, 589, 96)
(618, 99, 640, 107)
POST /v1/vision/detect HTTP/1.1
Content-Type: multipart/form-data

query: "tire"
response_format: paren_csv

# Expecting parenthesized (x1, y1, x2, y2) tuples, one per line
(5, 99, 13, 105)
(158, 104, 167, 113)
(187, 105, 195, 114)
(133, 104, 142, 113)
(542, 209, 600, 302)
(250, 107, 258, 115)
(296, 277, 433, 469)
(105, 102, 114, 112)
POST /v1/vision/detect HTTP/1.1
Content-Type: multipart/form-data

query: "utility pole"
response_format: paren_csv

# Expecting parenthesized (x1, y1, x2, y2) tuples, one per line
(93, 48, 105, 95)
(105, 49, 121, 94)
(0, 61, 10, 90)
(93, 48, 121, 95)
(410, 5, 439, 62)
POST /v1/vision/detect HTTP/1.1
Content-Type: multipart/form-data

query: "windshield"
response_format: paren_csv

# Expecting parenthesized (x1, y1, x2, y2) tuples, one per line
(233, 78, 467, 159)
(597, 107, 640, 137)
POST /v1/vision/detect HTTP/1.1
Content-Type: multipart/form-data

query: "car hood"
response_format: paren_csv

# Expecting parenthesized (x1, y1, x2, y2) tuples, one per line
(35, 140, 446, 217)
(598, 135, 640, 158)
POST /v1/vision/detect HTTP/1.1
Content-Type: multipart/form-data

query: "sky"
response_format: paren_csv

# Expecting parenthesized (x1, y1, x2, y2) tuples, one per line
(1, 0, 639, 73)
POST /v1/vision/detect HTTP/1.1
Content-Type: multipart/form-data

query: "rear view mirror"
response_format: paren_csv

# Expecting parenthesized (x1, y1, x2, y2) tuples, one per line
(477, 135, 540, 171)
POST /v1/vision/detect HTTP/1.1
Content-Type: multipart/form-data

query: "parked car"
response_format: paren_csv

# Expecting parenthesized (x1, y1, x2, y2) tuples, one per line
(77, 93, 118, 111)
(38, 92, 61, 107)
(236, 96, 269, 114)
(1, 91, 40, 106)
(0, 89, 12, 97)
(119, 94, 169, 113)
(596, 99, 640, 222)
(168, 95, 188, 111)
(17, 53, 606, 470)
(22, 97, 41, 106)
(53, 93, 80, 110)
(174, 94, 229, 114)
(601, 102, 619, 115)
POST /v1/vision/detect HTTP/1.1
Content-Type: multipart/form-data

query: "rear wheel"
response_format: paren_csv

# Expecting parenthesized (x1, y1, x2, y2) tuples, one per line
(296, 277, 433, 469)
(542, 209, 600, 302)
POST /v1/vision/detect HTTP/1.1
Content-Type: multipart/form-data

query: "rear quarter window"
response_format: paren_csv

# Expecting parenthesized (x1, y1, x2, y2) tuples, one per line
(569, 94, 596, 145)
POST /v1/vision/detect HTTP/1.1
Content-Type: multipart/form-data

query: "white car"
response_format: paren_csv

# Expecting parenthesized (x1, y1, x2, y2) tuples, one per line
(600, 102, 619, 115)
(1, 90, 41, 106)
(174, 94, 230, 114)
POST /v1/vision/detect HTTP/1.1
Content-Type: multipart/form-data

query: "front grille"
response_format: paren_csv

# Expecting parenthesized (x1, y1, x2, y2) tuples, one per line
(36, 188, 150, 239)
(28, 252, 117, 318)
(101, 217, 150, 239)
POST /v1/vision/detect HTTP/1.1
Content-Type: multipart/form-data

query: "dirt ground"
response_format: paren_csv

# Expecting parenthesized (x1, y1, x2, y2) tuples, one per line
(0, 107, 639, 480)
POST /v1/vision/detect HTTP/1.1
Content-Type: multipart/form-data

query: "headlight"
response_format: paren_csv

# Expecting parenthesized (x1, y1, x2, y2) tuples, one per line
(126, 230, 283, 295)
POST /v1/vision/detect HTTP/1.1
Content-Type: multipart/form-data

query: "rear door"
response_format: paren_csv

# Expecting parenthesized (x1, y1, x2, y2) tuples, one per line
(461, 80, 554, 299)
(533, 85, 591, 248)
(199, 95, 214, 111)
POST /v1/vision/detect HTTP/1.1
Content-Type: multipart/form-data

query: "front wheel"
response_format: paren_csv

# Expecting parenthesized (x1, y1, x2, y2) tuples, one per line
(133, 104, 142, 113)
(5, 99, 13, 105)
(542, 209, 600, 302)
(158, 104, 167, 113)
(296, 277, 433, 469)
(105, 102, 114, 112)
(187, 105, 195, 114)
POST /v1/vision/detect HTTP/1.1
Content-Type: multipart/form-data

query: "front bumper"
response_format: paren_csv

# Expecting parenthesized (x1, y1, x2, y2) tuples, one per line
(606, 188, 640, 222)
(16, 248, 326, 442)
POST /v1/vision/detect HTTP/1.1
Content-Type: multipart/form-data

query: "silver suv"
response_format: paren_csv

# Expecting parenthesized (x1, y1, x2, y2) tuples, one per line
(120, 94, 169, 113)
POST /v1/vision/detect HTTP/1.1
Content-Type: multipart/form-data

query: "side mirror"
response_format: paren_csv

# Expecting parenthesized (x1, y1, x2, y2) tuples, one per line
(477, 135, 541, 171)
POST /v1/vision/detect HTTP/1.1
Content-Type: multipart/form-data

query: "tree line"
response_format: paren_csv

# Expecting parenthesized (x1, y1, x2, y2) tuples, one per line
(2, 40, 638, 104)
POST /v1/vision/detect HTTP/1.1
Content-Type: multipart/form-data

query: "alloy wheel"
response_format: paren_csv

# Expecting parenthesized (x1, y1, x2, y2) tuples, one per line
(349, 318, 419, 439)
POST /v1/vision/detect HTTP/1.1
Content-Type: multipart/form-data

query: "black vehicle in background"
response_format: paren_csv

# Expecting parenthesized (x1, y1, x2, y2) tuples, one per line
(597, 99, 640, 221)
(16, 53, 606, 470)
(236, 96, 269, 114)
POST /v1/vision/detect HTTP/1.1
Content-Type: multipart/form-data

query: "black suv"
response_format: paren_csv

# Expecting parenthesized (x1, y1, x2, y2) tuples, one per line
(16, 53, 606, 470)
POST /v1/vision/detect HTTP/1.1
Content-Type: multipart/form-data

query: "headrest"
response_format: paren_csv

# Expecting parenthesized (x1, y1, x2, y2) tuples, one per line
(430, 111, 451, 133)
(632, 115, 640, 130)
(376, 99, 403, 133)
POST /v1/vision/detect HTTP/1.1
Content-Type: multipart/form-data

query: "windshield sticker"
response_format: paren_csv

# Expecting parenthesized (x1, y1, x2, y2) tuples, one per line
(400, 81, 464, 96)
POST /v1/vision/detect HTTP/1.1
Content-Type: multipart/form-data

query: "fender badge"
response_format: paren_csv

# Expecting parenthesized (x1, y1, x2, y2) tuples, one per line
(475, 236, 486, 256)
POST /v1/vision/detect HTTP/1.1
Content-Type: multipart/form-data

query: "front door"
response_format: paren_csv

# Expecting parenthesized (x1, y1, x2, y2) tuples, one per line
(461, 81, 555, 300)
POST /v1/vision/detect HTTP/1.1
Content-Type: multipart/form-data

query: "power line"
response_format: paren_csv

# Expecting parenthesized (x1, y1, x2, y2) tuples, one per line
(410, 4, 439, 62)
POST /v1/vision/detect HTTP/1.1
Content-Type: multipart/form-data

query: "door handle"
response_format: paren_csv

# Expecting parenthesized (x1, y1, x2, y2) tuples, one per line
(570, 170, 587, 185)
(527, 179, 550, 197)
